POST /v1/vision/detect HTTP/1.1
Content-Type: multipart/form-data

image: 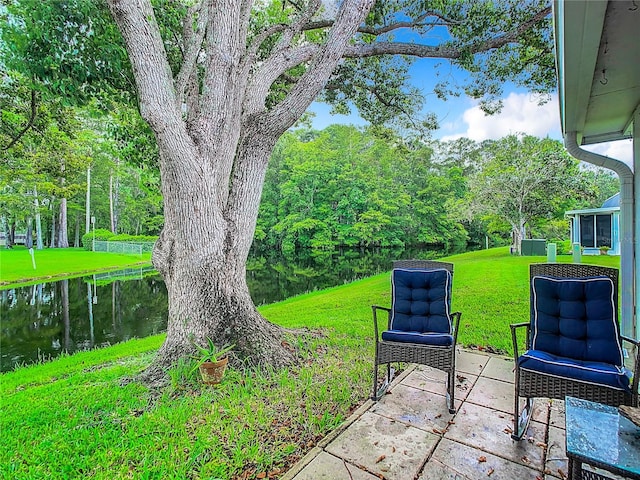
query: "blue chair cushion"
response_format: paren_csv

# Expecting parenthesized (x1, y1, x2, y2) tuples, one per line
(518, 350, 632, 392)
(531, 275, 623, 367)
(388, 268, 452, 335)
(381, 330, 454, 346)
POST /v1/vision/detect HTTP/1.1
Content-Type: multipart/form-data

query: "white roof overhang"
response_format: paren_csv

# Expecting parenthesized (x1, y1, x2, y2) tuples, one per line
(554, 0, 640, 145)
(565, 207, 620, 216)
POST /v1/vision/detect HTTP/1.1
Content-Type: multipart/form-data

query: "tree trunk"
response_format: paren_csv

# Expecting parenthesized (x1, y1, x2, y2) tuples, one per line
(74, 212, 80, 247)
(512, 221, 526, 255)
(8, 220, 15, 248)
(109, 170, 115, 233)
(58, 197, 69, 248)
(85, 166, 91, 235)
(50, 201, 56, 248)
(33, 186, 43, 250)
(144, 141, 296, 380)
(107, 0, 375, 381)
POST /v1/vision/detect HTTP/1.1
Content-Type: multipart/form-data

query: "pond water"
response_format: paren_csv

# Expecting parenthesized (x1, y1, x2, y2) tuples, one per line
(0, 246, 464, 372)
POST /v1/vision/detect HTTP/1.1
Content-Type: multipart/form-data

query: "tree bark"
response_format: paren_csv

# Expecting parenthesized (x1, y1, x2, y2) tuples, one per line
(85, 167, 91, 235)
(109, 171, 115, 233)
(34, 186, 43, 250)
(58, 197, 69, 248)
(50, 203, 56, 248)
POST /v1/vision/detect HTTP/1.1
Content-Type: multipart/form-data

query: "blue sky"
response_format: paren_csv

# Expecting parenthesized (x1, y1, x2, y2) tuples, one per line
(306, 56, 633, 165)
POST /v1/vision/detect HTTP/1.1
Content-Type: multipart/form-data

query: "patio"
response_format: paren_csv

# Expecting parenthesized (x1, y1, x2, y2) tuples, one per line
(283, 349, 573, 480)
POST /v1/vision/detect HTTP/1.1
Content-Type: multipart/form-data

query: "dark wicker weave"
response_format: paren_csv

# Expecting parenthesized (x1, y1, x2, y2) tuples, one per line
(372, 260, 462, 413)
(570, 467, 614, 480)
(569, 459, 640, 480)
(511, 263, 640, 441)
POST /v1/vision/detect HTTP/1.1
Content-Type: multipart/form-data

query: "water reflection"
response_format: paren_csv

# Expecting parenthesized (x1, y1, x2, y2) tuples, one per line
(0, 268, 168, 372)
(1, 246, 462, 371)
(247, 246, 447, 305)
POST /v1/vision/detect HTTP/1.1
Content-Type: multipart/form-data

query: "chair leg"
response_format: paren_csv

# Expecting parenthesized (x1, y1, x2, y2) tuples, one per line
(447, 368, 456, 414)
(372, 358, 379, 400)
(512, 378, 532, 440)
(373, 362, 394, 400)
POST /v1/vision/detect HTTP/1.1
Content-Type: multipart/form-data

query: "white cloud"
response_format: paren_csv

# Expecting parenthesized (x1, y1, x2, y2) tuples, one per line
(583, 139, 634, 166)
(439, 92, 562, 142)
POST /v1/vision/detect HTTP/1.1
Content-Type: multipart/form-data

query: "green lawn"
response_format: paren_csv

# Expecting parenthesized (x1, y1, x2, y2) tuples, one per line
(0, 247, 620, 480)
(0, 246, 152, 286)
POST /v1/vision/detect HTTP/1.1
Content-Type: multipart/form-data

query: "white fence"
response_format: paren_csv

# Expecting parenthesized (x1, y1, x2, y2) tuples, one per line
(93, 241, 155, 254)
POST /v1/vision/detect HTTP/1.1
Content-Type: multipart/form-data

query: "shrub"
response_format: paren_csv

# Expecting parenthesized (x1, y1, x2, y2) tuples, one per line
(551, 239, 572, 255)
(81, 229, 115, 250)
(109, 234, 158, 243)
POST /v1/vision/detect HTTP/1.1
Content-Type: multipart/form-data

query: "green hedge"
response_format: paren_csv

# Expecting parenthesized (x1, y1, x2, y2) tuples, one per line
(109, 234, 158, 243)
(81, 229, 115, 250)
(550, 239, 572, 255)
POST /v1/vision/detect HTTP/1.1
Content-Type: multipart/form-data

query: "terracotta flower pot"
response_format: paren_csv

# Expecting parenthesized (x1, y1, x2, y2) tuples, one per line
(198, 356, 229, 385)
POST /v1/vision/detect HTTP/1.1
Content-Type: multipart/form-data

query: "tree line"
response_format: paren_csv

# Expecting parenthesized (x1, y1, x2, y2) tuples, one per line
(1, 73, 163, 248)
(2, 95, 618, 255)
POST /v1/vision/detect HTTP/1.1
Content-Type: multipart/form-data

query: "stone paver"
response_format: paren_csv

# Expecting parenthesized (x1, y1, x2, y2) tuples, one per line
(545, 425, 569, 479)
(420, 438, 544, 480)
(325, 411, 439, 480)
(402, 366, 477, 402)
(549, 399, 566, 429)
(482, 355, 516, 383)
(291, 451, 380, 480)
(465, 375, 515, 414)
(445, 401, 547, 471)
(283, 350, 572, 480)
(456, 350, 490, 376)
(369, 383, 456, 432)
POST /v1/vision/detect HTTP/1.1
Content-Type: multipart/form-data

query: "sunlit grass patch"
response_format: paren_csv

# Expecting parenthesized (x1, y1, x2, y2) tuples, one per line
(0, 246, 152, 286)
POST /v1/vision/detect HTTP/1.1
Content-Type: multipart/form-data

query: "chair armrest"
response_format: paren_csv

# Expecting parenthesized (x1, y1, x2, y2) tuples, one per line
(510, 322, 530, 364)
(372, 305, 392, 339)
(621, 335, 640, 397)
(451, 311, 462, 344)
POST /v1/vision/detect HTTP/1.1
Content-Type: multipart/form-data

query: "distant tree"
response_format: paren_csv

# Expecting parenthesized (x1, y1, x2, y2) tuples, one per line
(471, 134, 583, 254)
(579, 167, 620, 209)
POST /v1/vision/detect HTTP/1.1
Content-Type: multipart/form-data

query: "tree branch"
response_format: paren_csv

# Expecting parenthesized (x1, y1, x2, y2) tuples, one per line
(2, 89, 37, 151)
(243, 3, 551, 123)
(303, 12, 456, 36)
(341, 6, 550, 61)
(241, 0, 322, 111)
(271, 0, 321, 56)
(106, 0, 181, 130)
(265, 0, 376, 133)
(175, 1, 207, 109)
(340, 6, 551, 60)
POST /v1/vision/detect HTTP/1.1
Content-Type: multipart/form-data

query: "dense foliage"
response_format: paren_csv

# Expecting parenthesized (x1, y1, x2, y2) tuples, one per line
(257, 125, 470, 251)
(1, 78, 163, 247)
(254, 126, 618, 253)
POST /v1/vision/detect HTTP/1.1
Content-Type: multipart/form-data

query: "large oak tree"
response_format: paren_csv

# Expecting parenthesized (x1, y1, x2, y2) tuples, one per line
(4, 0, 555, 380)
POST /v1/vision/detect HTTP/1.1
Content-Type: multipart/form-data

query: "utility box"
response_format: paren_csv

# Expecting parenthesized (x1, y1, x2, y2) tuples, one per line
(547, 243, 557, 262)
(521, 239, 547, 256)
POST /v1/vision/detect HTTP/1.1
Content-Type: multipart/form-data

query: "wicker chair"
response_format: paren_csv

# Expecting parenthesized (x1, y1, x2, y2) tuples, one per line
(372, 260, 462, 413)
(511, 263, 640, 441)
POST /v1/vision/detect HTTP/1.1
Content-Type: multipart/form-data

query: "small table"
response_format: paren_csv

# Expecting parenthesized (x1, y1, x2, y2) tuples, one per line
(565, 397, 640, 480)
